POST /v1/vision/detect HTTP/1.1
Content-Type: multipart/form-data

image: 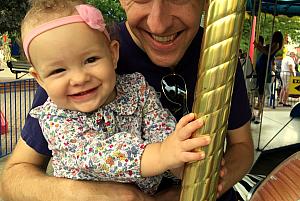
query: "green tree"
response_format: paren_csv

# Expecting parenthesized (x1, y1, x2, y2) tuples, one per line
(87, 0, 126, 23)
(240, 13, 300, 53)
(0, 0, 29, 34)
(0, 0, 125, 35)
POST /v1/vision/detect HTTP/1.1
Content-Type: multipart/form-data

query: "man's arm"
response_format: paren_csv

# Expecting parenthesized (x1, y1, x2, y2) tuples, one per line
(254, 42, 280, 55)
(1, 138, 155, 201)
(288, 63, 296, 76)
(219, 121, 254, 194)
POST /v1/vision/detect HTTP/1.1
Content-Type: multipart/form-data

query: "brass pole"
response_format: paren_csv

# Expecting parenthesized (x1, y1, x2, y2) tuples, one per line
(180, 0, 247, 200)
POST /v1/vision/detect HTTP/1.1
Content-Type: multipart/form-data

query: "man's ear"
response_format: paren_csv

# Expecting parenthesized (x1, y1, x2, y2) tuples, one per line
(110, 40, 120, 70)
(29, 67, 44, 88)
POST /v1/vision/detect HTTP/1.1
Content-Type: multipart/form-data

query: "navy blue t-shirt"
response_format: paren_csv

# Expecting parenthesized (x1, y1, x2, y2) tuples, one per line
(22, 22, 251, 201)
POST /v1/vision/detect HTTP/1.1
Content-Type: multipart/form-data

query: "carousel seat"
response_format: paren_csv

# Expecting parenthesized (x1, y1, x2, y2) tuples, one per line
(249, 151, 300, 201)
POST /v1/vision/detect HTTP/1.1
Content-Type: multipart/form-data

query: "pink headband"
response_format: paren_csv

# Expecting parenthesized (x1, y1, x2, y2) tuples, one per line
(23, 4, 110, 62)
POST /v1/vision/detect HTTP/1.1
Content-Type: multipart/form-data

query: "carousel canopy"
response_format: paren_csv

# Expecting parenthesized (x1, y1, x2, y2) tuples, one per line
(246, 0, 300, 17)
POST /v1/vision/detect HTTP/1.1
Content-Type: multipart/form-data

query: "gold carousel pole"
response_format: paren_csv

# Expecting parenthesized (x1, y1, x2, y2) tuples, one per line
(180, 0, 247, 200)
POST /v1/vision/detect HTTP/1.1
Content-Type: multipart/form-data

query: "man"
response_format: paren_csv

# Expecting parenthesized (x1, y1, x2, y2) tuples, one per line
(1, 0, 254, 200)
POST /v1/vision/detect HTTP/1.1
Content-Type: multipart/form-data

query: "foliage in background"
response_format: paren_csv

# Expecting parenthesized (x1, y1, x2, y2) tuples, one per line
(240, 13, 300, 52)
(0, 0, 124, 35)
(0, 0, 29, 34)
(87, 0, 126, 23)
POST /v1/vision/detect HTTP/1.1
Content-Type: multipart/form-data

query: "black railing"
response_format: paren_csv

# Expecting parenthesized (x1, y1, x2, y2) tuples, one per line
(0, 79, 38, 158)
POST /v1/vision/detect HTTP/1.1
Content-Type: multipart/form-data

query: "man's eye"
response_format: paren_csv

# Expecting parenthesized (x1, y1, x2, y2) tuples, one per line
(133, 0, 149, 3)
(85, 57, 98, 64)
(171, 0, 189, 4)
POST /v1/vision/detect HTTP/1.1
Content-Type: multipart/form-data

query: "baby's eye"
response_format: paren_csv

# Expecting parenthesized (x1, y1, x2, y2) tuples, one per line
(85, 57, 98, 64)
(48, 68, 65, 76)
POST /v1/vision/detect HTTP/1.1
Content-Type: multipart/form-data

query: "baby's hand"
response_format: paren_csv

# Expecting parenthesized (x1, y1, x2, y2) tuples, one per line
(160, 113, 211, 170)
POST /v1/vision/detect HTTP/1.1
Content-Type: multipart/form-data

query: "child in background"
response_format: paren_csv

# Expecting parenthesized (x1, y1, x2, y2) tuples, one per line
(22, 0, 209, 194)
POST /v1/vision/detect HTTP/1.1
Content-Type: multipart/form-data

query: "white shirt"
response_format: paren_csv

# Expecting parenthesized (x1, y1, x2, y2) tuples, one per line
(281, 56, 296, 76)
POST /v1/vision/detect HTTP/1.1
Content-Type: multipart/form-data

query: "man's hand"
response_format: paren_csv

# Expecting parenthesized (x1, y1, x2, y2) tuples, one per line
(154, 185, 181, 201)
(217, 158, 227, 198)
(217, 122, 254, 196)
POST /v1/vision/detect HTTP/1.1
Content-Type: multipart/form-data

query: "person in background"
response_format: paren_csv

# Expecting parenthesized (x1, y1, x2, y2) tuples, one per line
(282, 34, 290, 59)
(254, 31, 283, 123)
(290, 50, 299, 76)
(258, 36, 264, 53)
(238, 49, 243, 60)
(1, 0, 254, 200)
(259, 35, 264, 45)
(279, 51, 297, 107)
(298, 60, 300, 76)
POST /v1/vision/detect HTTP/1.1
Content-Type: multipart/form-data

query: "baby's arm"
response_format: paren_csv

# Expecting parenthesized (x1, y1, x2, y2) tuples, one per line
(79, 114, 208, 179)
(141, 113, 210, 178)
(139, 74, 210, 178)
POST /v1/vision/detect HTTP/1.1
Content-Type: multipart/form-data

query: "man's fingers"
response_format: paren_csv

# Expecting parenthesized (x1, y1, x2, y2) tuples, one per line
(219, 168, 225, 178)
(219, 166, 227, 178)
(216, 182, 223, 198)
(221, 158, 225, 166)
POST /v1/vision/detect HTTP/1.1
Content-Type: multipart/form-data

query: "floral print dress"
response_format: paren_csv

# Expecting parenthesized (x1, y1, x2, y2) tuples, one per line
(30, 72, 176, 194)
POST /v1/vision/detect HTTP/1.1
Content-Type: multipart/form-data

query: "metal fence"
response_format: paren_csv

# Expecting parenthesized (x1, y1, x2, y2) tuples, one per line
(0, 79, 38, 158)
(268, 71, 300, 108)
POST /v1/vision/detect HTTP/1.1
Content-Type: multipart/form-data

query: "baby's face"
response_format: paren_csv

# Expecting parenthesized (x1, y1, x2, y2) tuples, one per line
(29, 23, 119, 112)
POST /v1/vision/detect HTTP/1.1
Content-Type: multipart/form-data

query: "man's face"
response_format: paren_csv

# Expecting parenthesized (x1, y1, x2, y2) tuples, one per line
(120, 0, 205, 67)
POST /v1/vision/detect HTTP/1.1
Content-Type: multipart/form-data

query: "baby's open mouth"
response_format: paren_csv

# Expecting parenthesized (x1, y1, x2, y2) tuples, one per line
(70, 87, 97, 97)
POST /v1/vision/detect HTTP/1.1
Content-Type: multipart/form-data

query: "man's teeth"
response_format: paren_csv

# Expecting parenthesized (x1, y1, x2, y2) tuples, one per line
(152, 34, 176, 42)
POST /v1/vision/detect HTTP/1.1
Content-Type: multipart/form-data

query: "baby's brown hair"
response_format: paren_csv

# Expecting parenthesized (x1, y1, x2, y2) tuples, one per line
(21, 0, 86, 40)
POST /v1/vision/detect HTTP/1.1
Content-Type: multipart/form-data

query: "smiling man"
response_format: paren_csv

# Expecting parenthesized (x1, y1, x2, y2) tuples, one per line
(1, 0, 254, 201)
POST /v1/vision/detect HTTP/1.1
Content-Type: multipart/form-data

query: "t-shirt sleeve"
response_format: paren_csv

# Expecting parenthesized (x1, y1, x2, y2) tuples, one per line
(21, 86, 52, 156)
(227, 61, 252, 130)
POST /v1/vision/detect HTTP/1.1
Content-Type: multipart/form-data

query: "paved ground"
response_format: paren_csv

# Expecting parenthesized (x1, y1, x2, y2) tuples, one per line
(0, 62, 32, 81)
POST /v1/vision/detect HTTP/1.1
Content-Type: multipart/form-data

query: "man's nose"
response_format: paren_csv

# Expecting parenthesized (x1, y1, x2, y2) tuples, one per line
(69, 69, 90, 86)
(147, 1, 172, 34)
